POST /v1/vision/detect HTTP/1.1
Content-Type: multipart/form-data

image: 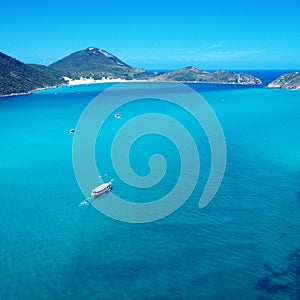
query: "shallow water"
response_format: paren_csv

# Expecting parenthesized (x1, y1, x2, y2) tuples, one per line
(0, 81, 299, 299)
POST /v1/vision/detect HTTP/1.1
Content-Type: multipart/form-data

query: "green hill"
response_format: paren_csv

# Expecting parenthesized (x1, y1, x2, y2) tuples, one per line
(50, 47, 147, 80)
(267, 72, 300, 90)
(0, 52, 66, 96)
(151, 66, 262, 85)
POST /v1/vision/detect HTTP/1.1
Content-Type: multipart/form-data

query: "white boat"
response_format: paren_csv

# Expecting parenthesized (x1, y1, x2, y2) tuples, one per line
(91, 180, 112, 197)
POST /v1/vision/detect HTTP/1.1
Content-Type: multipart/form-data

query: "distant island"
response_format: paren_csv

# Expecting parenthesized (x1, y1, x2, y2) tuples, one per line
(149, 66, 262, 85)
(268, 72, 300, 90)
(0, 47, 299, 97)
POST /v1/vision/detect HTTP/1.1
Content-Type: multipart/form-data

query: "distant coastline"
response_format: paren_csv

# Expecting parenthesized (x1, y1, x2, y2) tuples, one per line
(1, 47, 300, 97)
(0, 85, 60, 98)
(0, 72, 297, 98)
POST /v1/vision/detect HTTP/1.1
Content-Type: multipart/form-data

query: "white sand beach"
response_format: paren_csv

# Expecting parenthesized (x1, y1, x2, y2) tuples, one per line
(63, 76, 137, 86)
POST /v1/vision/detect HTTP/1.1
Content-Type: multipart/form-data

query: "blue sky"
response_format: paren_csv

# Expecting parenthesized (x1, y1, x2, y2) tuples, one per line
(0, 0, 299, 69)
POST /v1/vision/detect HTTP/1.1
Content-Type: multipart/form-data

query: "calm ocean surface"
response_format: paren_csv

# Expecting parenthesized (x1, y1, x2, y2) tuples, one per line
(0, 74, 300, 299)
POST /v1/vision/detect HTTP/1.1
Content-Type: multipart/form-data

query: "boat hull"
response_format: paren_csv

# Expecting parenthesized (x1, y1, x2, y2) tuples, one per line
(91, 182, 111, 197)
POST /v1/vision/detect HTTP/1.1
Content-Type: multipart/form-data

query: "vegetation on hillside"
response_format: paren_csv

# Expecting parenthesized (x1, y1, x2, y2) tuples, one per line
(151, 66, 262, 85)
(50, 47, 147, 80)
(0, 52, 66, 96)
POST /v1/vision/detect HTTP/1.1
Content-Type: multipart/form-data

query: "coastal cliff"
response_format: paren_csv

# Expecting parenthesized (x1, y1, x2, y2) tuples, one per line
(267, 72, 300, 90)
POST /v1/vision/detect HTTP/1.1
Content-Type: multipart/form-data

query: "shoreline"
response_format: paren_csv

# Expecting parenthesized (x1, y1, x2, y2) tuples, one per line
(0, 85, 61, 98)
(0, 79, 263, 98)
(63, 76, 151, 86)
(0, 78, 150, 98)
(1, 77, 298, 98)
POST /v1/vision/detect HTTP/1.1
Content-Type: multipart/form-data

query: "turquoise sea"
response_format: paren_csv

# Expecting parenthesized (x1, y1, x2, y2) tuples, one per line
(0, 76, 300, 299)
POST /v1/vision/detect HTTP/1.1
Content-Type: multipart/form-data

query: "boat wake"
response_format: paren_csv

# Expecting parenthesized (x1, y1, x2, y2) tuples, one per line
(78, 197, 92, 207)
(78, 201, 89, 207)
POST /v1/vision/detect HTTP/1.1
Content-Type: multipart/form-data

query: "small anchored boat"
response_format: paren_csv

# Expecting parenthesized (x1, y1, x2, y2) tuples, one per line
(114, 113, 121, 119)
